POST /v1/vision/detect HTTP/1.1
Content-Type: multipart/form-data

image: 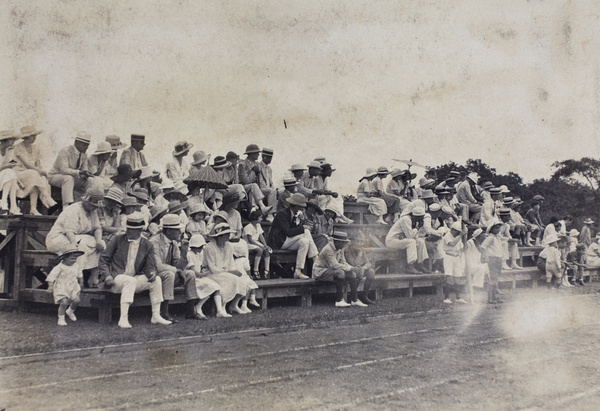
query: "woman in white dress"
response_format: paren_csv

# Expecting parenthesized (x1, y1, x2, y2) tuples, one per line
(12, 126, 57, 215)
(202, 223, 259, 315)
(0, 130, 23, 215)
(356, 168, 387, 224)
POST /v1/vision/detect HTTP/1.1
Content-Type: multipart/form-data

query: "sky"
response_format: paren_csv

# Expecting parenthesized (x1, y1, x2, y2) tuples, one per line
(1, 0, 599, 194)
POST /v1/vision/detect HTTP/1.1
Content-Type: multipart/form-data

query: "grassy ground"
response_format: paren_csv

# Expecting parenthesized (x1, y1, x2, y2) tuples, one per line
(1, 284, 598, 357)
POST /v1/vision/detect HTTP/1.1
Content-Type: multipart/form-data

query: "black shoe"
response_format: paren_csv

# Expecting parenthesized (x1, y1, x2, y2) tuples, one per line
(185, 313, 206, 320)
(163, 314, 178, 323)
(363, 296, 376, 305)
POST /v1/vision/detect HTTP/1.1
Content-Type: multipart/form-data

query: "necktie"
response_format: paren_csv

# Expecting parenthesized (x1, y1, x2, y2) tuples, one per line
(75, 152, 82, 169)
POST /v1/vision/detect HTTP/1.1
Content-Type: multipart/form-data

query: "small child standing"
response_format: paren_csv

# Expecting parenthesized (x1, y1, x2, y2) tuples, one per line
(481, 220, 504, 304)
(441, 221, 467, 304)
(243, 210, 272, 279)
(46, 246, 84, 326)
(537, 233, 562, 290)
(186, 203, 210, 238)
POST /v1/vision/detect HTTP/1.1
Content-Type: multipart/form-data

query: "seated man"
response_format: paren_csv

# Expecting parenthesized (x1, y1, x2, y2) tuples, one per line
(385, 206, 429, 274)
(48, 131, 93, 209)
(456, 173, 482, 223)
(257, 147, 278, 209)
(149, 213, 197, 322)
(344, 230, 376, 304)
(99, 214, 171, 328)
(524, 201, 544, 246)
(277, 176, 298, 212)
(237, 144, 273, 215)
(267, 193, 318, 279)
(119, 134, 148, 171)
(313, 231, 368, 307)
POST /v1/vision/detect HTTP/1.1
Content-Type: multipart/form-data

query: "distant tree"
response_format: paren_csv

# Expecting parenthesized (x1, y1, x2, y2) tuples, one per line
(551, 157, 600, 190)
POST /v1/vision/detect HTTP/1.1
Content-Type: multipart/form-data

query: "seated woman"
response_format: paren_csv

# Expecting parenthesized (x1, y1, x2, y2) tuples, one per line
(85, 141, 114, 191)
(356, 168, 387, 224)
(12, 126, 57, 215)
(0, 130, 22, 214)
(100, 187, 125, 242)
(46, 186, 106, 287)
(202, 223, 259, 314)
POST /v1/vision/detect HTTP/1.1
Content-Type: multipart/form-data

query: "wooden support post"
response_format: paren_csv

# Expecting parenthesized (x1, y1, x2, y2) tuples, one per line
(408, 281, 414, 298)
(13, 224, 27, 310)
(375, 287, 383, 301)
(98, 304, 112, 325)
(261, 289, 268, 311)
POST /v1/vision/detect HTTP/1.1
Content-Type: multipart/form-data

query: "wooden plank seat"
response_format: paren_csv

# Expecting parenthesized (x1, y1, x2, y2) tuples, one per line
(343, 202, 370, 224)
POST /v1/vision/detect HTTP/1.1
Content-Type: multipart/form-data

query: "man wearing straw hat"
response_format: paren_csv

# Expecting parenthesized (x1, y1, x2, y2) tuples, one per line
(237, 144, 273, 216)
(149, 214, 197, 322)
(257, 147, 278, 211)
(100, 213, 171, 328)
(456, 172, 482, 223)
(313, 231, 368, 307)
(385, 206, 429, 274)
(86, 141, 114, 190)
(276, 176, 298, 212)
(166, 141, 193, 194)
(119, 134, 148, 171)
(267, 193, 319, 279)
(579, 218, 594, 249)
(48, 131, 94, 209)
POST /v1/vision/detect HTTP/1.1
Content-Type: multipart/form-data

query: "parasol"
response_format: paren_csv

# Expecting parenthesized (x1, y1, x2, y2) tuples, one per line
(391, 159, 428, 169)
(184, 165, 228, 189)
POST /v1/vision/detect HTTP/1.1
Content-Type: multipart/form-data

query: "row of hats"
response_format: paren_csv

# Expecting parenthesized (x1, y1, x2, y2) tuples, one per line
(211, 146, 274, 170)
(360, 167, 416, 181)
(0, 126, 46, 141)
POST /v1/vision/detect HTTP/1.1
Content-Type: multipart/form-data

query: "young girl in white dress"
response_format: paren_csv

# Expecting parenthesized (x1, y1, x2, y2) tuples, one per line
(46, 246, 84, 326)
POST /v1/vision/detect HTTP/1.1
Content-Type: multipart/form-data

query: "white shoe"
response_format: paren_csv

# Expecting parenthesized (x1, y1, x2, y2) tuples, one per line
(151, 315, 172, 325)
(65, 308, 77, 321)
(216, 312, 232, 318)
(266, 214, 274, 223)
(443, 298, 453, 304)
(293, 272, 310, 280)
(511, 264, 523, 270)
(9, 207, 21, 216)
(118, 318, 132, 328)
(456, 298, 469, 304)
(502, 265, 512, 271)
(231, 306, 249, 315)
(57, 316, 67, 326)
(335, 300, 351, 308)
(351, 299, 368, 307)
(30, 209, 42, 216)
(241, 306, 252, 314)
(249, 299, 260, 308)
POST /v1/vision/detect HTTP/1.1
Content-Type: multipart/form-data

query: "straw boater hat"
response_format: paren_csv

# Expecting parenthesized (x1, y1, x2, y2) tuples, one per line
(448, 170, 461, 179)
(314, 156, 327, 163)
(209, 222, 235, 237)
(173, 141, 193, 156)
(92, 141, 112, 156)
(212, 156, 231, 169)
(191, 150, 209, 166)
(502, 197, 514, 207)
(428, 203, 441, 212)
(0, 130, 17, 141)
(131, 134, 145, 142)
(103, 187, 124, 205)
(481, 181, 495, 191)
(20, 126, 43, 138)
(290, 163, 307, 172)
(411, 206, 426, 217)
(489, 187, 502, 195)
(569, 228, 580, 237)
(189, 234, 207, 248)
(360, 168, 378, 181)
(126, 213, 146, 230)
(160, 213, 184, 230)
(500, 185, 510, 194)
(286, 193, 308, 207)
(419, 189, 437, 200)
(262, 148, 274, 157)
(332, 231, 350, 243)
(583, 218, 594, 225)
(105, 135, 126, 151)
(160, 178, 175, 191)
(283, 176, 298, 186)
(75, 131, 92, 144)
(244, 144, 261, 155)
(58, 245, 85, 259)
(498, 208, 511, 217)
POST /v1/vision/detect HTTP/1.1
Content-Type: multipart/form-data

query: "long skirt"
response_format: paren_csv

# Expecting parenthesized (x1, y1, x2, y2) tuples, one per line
(16, 169, 56, 207)
(356, 195, 387, 216)
(206, 272, 254, 304)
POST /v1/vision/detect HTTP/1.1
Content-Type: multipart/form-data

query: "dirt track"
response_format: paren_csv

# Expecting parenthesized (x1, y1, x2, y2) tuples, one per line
(1, 289, 600, 410)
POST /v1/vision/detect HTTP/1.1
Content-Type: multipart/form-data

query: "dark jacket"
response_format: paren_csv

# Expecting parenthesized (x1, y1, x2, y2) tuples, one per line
(98, 234, 157, 279)
(267, 208, 306, 249)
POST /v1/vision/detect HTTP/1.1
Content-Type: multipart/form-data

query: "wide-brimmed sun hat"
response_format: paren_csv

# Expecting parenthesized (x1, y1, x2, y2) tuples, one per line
(377, 166, 391, 175)
(481, 181, 495, 191)
(103, 187, 124, 205)
(360, 168, 378, 181)
(290, 163, 307, 172)
(189, 234, 207, 248)
(212, 156, 231, 170)
(189, 202, 210, 216)
(160, 213, 184, 230)
(209, 222, 235, 237)
(307, 161, 322, 169)
(583, 218, 594, 224)
(173, 141, 193, 156)
(92, 141, 112, 156)
(149, 204, 169, 223)
(105, 135, 126, 150)
(569, 229, 580, 237)
(82, 186, 105, 207)
(191, 150, 209, 166)
(121, 196, 140, 208)
(167, 200, 189, 214)
(544, 233, 559, 244)
(58, 246, 85, 259)
(467, 173, 479, 183)
(419, 189, 437, 200)
(411, 207, 426, 217)
(0, 130, 17, 141)
(286, 193, 308, 207)
(20, 126, 43, 138)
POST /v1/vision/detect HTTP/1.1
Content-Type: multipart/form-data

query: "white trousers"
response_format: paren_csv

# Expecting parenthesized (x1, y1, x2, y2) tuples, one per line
(111, 274, 163, 305)
(281, 231, 318, 270)
(386, 238, 428, 264)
